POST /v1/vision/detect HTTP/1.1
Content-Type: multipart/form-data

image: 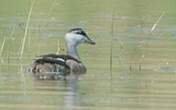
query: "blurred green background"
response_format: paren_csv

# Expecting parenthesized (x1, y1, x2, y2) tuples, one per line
(0, 0, 176, 110)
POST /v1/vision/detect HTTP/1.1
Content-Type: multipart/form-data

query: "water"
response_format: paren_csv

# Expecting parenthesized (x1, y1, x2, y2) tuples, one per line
(1, 0, 176, 110)
(1, 71, 176, 110)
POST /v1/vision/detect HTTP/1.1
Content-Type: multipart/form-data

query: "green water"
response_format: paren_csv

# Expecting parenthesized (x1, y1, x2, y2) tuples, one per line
(0, 0, 176, 110)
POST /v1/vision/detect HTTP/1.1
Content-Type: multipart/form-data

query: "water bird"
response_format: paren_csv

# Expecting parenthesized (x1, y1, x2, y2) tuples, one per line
(32, 28, 95, 80)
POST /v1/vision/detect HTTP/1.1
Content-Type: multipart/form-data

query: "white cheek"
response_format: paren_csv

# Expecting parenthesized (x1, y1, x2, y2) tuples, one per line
(65, 33, 86, 44)
(77, 35, 85, 43)
(66, 33, 74, 38)
(65, 33, 75, 42)
(80, 38, 86, 43)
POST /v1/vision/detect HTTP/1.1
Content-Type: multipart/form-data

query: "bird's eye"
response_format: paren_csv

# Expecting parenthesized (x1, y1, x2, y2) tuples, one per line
(78, 31, 87, 36)
(76, 31, 81, 34)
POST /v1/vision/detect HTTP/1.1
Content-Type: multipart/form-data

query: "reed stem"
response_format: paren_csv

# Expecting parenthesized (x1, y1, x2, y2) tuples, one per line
(20, 0, 36, 60)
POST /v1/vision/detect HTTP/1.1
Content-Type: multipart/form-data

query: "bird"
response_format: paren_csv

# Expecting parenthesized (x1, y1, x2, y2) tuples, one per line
(31, 28, 96, 80)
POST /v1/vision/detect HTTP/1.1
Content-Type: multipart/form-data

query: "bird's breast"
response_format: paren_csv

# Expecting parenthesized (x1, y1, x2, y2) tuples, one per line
(66, 60, 86, 74)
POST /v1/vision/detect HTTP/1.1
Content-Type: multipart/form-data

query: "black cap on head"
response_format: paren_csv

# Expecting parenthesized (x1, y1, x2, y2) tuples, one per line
(68, 28, 83, 32)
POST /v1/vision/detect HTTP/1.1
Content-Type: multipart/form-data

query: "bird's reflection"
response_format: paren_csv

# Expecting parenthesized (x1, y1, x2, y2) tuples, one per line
(64, 76, 80, 110)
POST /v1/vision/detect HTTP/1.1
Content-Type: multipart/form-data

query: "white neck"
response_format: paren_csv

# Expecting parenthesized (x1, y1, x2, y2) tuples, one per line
(66, 43, 80, 60)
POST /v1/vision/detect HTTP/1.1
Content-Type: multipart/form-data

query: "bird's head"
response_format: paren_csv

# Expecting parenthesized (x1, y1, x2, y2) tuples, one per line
(65, 28, 96, 46)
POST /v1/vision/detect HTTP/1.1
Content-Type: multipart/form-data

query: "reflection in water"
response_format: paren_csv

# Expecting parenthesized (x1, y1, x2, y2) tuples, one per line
(1, 68, 176, 110)
(31, 76, 80, 110)
(64, 77, 79, 110)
